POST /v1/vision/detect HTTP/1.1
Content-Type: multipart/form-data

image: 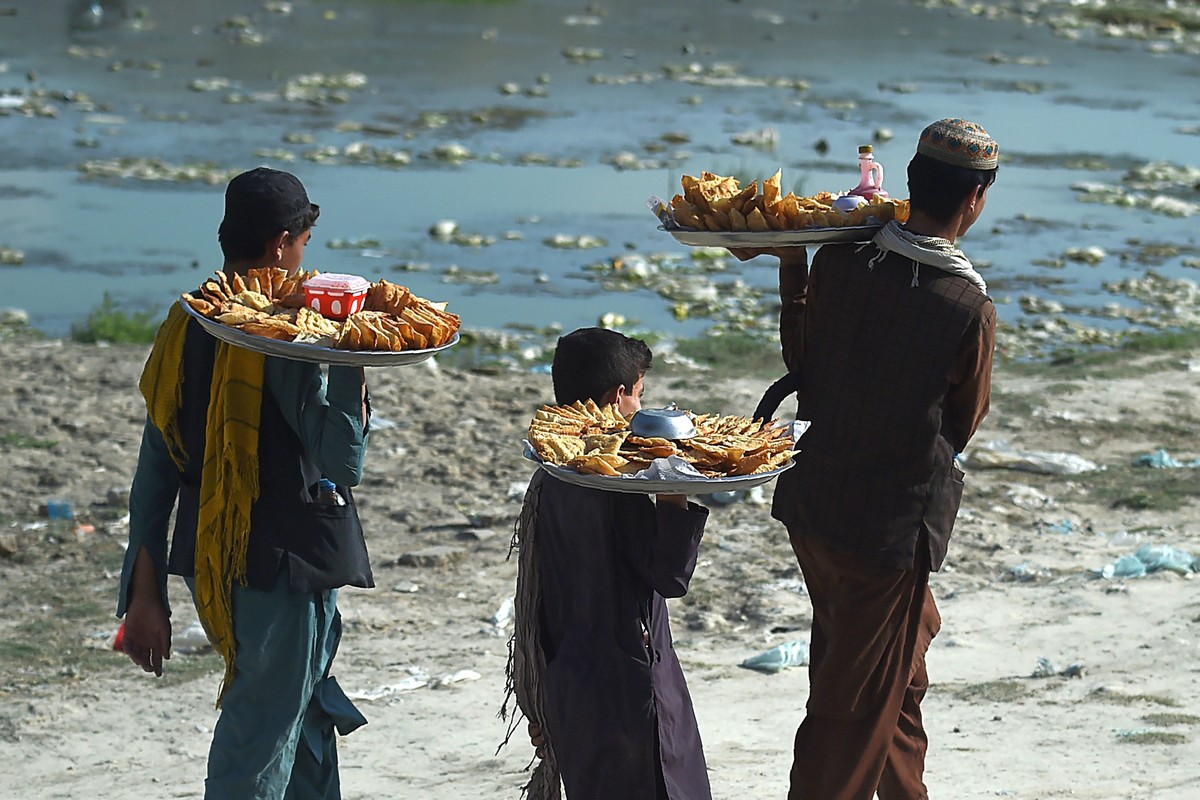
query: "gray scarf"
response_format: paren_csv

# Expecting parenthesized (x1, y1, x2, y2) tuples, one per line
(499, 471, 561, 800)
(860, 220, 988, 295)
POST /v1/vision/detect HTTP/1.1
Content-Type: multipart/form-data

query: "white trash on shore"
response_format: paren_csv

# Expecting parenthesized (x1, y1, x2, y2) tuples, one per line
(961, 439, 1100, 475)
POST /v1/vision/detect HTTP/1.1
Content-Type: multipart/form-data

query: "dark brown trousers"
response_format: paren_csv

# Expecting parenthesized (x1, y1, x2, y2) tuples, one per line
(787, 529, 941, 800)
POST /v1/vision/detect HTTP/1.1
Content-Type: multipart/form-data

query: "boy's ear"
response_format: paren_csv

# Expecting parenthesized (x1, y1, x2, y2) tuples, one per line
(599, 385, 622, 406)
(265, 230, 289, 262)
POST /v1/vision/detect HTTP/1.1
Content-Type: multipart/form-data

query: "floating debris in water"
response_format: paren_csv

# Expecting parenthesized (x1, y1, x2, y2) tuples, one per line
(283, 71, 367, 104)
(562, 47, 605, 62)
(78, 158, 238, 184)
(544, 234, 607, 250)
(326, 238, 383, 251)
(252, 148, 296, 162)
(663, 61, 809, 91)
(430, 142, 472, 163)
(1073, 176, 1199, 218)
(299, 142, 411, 167)
(878, 81, 920, 94)
(428, 221, 495, 247)
(216, 15, 265, 45)
(66, 45, 115, 60)
(0, 246, 25, 265)
(980, 52, 1050, 66)
(605, 151, 671, 171)
(442, 266, 500, 285)
(1104, 273, 1200, 322)
(188, 77, 231, 93)
(429, 220, 459, 240)
(731, 127, 779, 150)
(1065, 246, 1106, 264)
(589, 71, 658, 86)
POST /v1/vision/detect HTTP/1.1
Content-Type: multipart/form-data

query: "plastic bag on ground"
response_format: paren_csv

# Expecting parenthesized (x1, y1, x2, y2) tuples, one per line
(1096, 544, 1199, 578)
(961, 440, 1100, 475)
(740, 640, 809, 674)
(1133, 449, 1200, 469)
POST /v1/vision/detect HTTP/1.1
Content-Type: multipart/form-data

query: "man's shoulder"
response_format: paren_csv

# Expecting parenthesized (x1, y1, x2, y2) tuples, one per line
(812, 241, 865, 263)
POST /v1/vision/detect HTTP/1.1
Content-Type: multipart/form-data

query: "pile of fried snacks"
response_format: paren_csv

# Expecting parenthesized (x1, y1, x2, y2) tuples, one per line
(181, 269, 460, 351)
(528, 400, 798, 477)
(664, 170, 910, 232)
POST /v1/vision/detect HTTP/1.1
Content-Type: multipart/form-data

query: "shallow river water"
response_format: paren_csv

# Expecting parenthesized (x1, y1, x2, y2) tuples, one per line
(0, 0, 1197, 357)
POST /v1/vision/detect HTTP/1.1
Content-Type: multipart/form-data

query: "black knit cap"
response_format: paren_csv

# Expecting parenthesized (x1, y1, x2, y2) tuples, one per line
(221, 167, 314, 234)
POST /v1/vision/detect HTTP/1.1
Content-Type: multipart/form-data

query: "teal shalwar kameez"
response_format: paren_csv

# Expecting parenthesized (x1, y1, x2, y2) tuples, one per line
(118, 352, 371, 800)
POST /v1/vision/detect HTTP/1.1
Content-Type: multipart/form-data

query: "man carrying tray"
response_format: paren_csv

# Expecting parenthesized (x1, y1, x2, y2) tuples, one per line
(117, 167, 374, 799)
(731, 118, 999, 799)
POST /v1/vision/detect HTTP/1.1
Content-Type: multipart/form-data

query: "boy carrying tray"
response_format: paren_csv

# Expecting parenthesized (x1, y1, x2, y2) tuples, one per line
(118, 167, 374, 799)
(503, 327, 712, 800)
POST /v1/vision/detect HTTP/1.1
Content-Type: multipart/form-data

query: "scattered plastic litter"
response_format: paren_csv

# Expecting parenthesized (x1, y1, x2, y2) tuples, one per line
(740, 640, 809, 674)
(1032, 656, 1085, 678)
(43, 500, 75, 520)
(1006, 485, 1054, 510)
(1005, 563, 1053, 582)
(1115, 728, 1155, 739)
(1043, 519, 1074, 534)
(701, 486, 768, 507)
(347, 674, 430, 700)
(703, 490, 741, 506)
(1133, 449, 1200, 469)
(172, 621, 212, 654)
(1099, 555, 1146, 579)
(962, 440, 1100, 475)
(435, 669, 481, 688)
(1107, 531, 1142, 549)
(1096, 544, 1200, 579)
(490, 597, 515, 629)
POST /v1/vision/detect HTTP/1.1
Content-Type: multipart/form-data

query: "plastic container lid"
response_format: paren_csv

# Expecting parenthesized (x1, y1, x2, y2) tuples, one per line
(303, 273, 370, 293)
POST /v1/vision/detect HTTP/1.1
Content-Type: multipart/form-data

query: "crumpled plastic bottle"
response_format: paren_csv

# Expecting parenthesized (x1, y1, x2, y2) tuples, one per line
(739, 640, 809, 674)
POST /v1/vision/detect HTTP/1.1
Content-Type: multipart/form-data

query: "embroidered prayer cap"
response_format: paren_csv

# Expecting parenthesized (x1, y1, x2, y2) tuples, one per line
(916, 118, 999, 170)
(221, 167, 316, 234)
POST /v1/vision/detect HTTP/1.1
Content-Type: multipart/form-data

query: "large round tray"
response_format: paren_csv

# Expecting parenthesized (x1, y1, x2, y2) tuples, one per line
(527, 453, 795, 496)
(660, 225, 880, 248)
(180, 298, 459, 366)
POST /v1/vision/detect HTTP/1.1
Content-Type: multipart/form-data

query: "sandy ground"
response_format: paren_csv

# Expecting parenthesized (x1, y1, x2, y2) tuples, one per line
(1, 336, 1199, 800)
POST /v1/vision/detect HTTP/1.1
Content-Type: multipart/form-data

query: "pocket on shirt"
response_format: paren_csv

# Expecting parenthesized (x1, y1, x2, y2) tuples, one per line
(924, 464, 964, 543)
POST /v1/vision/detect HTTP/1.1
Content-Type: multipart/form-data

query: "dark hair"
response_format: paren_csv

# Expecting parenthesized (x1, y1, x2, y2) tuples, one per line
(906, 152, 997, 224)
(552, 327, 653, 405)
(218, 204, 320, 260)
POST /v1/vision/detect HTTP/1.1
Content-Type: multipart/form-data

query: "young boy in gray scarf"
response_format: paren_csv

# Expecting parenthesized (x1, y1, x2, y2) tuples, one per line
(733, 118, 999, 800)
(502, 327, 712, 800)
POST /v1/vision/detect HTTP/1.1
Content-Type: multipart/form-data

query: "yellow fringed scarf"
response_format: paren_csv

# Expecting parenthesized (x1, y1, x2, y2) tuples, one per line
(140, 301, 266, 707)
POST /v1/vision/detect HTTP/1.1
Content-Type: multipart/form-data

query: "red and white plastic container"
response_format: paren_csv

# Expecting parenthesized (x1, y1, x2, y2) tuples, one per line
(303, 273, 370, 320)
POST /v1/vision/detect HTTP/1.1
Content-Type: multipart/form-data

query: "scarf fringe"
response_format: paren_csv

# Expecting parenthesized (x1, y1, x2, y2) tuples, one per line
(498, 472, 561, 799)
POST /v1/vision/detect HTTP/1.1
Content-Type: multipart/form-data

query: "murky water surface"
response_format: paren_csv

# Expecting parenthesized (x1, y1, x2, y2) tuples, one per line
(1, 0, 1197, 354)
